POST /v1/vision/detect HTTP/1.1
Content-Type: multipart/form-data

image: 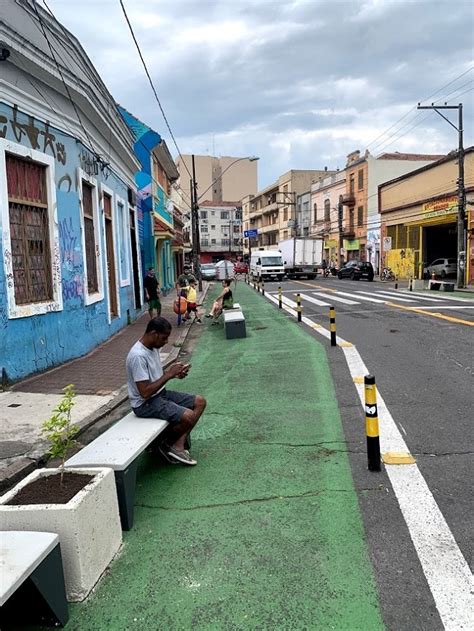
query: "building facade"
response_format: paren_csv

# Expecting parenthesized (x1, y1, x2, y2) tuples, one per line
(310, 172, 346, 265)
(379, 148, 474, 283)
(243, 169, 333, 252)
(0, 1, 142, 382)
(198, 201, 242, 263)
(118, 108, 180, 291)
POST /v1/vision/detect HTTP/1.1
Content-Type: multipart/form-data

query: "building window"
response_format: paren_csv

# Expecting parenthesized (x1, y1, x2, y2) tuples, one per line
(211, 211, 215, 216)
(116, 196, 129, 287)
(200, 210, 207, 219)
(350, 174, 355, 194)
(222, 238, 229, 246)
(82, 181, 99, 294)
(324, 199, 331, 222)
(201, 225, 208, 233)
(235, 209, 242, 220)
(283, 208, 288, 222)
(357, 205, 363, 227)
(283, 230, 288, 240)
(211, 238, 216, 245)
(210, 224, 216, 230)
(221, 211, 229, 220)
(201, 239, 209, 247)
(6, 154, 53, 305)
(358, 169, 364, 190)
(221, 225, 228, 235)
(313, 203, 317, 223)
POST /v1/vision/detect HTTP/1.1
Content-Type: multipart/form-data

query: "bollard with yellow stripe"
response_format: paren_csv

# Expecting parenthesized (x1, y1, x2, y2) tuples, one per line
(296, 293, 302, 322)
(329, 306, 337, 346)
(278, 286, 282, 309)
(261, 280, 265, 296)
(364, 374, 381, 472)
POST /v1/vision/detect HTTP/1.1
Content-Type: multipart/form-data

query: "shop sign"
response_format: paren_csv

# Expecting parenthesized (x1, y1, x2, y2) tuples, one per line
(422, 196, 457, 219)
(324, 239, 337, 248)
(343, 239, 360, 251)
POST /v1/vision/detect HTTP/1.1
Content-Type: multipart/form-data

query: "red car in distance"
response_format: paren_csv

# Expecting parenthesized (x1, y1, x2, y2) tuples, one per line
(234, 261, 248, 274)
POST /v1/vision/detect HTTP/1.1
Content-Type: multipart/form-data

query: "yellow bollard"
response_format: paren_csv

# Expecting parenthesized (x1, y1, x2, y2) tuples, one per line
(278, 286, 282, 309)
(296, 293, 302, 322)
(364, 375, 381, 471)
(329, 306, 337, 346)
(261, 280, 265, 296)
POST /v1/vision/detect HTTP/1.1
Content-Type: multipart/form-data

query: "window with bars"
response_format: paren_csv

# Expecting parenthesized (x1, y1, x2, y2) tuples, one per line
(81, 181, 99, 293)
(313, 203, 317, 223)
(6, 154, 53, 305)
(357, 205, 364, 227)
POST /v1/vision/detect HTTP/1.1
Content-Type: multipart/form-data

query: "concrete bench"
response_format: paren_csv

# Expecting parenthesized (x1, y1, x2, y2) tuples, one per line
(0, 531, 68, 627)
(224, 309, 246, 339)
(65, 413, 168, 530)
(428, 279, 455, 292)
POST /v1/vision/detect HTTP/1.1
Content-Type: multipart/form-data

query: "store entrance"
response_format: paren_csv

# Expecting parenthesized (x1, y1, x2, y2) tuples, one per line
(423, 222, 457, 268)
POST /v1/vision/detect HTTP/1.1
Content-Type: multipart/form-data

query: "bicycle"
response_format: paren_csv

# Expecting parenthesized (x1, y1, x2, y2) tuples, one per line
(380, 267, 396, 282)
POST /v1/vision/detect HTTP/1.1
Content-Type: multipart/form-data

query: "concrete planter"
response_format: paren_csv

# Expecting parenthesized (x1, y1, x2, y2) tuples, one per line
(0, 467, 122, 602)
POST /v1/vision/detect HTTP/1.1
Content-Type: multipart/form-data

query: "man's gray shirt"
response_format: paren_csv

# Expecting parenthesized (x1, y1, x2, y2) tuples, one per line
(126, 341, 164, 408)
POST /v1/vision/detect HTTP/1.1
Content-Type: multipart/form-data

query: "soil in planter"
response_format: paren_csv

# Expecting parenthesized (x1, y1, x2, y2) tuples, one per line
(6, 472, 94, 505)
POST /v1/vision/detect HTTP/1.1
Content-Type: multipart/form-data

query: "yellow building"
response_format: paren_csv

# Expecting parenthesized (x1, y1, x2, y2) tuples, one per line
(379, 148, 474, 283)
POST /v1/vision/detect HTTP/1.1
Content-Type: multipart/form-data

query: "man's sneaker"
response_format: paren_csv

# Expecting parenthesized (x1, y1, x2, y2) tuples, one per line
(157, 443, 179, 464)
(166, 446, 197, 466)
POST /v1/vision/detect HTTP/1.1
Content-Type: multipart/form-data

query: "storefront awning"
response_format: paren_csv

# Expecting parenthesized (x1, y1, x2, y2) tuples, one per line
(154, 216, 174, 239)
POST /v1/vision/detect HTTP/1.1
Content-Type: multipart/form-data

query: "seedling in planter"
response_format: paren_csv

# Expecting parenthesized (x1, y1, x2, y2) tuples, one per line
(41, 384, 79, 484)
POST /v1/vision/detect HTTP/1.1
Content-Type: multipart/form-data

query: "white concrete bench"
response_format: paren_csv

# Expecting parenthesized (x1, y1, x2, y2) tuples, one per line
(224, 309, 246, 339)
(65, 413, 168, 530)
(428, 279, 455, 292)
(0, 531, 68, 626)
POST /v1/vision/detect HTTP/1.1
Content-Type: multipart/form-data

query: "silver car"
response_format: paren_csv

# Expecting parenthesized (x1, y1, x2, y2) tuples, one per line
(424, 257, 457, 278)
(200, 263, 216, 280)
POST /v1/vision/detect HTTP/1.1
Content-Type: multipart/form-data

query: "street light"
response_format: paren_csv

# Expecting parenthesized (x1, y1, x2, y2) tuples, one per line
(191, 155, 259, 290)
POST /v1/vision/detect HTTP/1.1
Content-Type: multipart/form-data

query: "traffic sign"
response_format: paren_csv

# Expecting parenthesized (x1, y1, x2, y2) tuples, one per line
(383, 236, 392, 251)
(244, 229, 258, 238)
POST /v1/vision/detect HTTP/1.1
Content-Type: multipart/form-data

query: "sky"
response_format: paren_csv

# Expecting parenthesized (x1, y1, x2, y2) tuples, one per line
(49, 0, 473, 189)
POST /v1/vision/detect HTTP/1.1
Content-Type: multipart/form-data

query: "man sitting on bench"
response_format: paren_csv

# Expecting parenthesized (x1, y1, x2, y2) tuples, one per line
(126, 317, 206, 466)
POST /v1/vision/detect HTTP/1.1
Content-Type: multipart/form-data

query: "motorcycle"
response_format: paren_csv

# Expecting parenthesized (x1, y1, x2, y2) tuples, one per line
(380, 267, 396, 282)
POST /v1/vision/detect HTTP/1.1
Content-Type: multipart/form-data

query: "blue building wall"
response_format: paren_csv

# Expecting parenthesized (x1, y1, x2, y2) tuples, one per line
(0, 101, 141, 382)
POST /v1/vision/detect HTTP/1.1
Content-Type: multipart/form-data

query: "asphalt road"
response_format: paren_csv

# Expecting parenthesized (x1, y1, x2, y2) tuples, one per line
(262, 276, 473, 631)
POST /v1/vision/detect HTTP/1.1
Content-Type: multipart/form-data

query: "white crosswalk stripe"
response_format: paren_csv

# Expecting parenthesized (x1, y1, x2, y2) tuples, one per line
(401, 290, 473, 303)
(296, 293, 331, 307)
(311, 291, 359, 305)
(374, 290, 442, 302)
(357, 290, 416, 303)
(329, 290, 386, 304)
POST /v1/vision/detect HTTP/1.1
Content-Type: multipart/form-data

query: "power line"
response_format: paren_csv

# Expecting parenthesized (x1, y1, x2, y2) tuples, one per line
(118, 0, 193, 182)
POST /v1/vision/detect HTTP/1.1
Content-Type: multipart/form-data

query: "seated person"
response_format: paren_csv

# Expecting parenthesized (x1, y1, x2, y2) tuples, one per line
(205, 279, 234, 322)
(126, 317, 206, 466)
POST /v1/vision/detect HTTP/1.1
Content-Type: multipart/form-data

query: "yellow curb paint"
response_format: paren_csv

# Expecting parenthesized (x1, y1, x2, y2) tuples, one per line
(339, 342, 354, 348)
(353, 376, 364, 383)
(386, 302, 474, 327)
(382, 452, 416, 465)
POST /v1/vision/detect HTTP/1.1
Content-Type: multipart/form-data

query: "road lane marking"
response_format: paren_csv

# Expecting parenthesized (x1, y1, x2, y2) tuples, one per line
(386, 302, 474, 327)
(414, 305, 474, 310)
(311, 291, 359, 305)
(401, 291, 474, 303)
(331, 290, 386, 304)
(265, 290, 474, 627)
(369, 291, 417, 302)
(296, 293, 331, 307)
(375, 291, 444, 302)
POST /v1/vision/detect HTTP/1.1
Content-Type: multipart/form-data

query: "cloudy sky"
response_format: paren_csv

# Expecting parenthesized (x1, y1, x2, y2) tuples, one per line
(49, 0, 473, 188)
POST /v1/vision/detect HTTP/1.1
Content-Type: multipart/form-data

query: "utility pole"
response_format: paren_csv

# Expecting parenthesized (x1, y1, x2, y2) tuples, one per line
(190, 155, 202, 291)
(417, 103, 465, 288)
(338, 195, 344, 270)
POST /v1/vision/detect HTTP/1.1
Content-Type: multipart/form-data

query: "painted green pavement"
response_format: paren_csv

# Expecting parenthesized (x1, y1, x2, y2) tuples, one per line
(63, 282, 384, 631)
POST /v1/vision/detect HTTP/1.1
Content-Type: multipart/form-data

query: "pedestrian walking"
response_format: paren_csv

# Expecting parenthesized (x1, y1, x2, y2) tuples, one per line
(126, 317, 206, 466)
(143, 267, 161, 318)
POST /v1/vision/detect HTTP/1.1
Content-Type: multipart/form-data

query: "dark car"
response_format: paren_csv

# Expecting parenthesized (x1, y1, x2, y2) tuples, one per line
(338, 260, 374, 281)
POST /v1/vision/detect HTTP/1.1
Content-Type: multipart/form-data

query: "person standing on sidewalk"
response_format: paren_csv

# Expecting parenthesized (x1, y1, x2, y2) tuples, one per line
(126, 317, 206, 466)
(144, 268, 161, 319)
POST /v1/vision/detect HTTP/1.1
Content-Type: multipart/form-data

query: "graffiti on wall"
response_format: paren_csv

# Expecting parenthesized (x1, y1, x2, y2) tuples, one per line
(0, 105, 67, 164)
(387, 248, 415, 279)
(59, 217, 83, 300)
(79, 149, 110, 180)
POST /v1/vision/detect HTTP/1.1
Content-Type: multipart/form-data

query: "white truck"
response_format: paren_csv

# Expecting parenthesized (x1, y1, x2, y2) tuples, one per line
(250, 250, 285, 282)
(279, 238, 323, 280)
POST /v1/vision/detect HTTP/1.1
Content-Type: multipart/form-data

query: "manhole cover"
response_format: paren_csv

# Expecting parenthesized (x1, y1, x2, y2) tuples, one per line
(0, 441, 30, 459)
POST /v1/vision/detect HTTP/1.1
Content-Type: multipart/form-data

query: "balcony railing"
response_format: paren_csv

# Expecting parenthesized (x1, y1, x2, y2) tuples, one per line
(341, 193, 355, 206)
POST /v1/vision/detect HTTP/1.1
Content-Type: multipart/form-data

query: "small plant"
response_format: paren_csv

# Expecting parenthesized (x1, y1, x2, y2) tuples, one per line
(41, 384, 79, 484)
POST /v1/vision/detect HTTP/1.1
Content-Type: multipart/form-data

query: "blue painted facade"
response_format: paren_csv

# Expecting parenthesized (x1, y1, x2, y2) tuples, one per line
(0, 101, 141, 382)
(118, 107, 176, 291)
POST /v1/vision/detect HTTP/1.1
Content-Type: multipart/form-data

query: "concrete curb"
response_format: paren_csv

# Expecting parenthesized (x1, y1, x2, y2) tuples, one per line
(0, 283, 211, 494)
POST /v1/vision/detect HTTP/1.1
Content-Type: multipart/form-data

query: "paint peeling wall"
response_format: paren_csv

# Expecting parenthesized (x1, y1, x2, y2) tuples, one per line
(0, 101, 141, 382)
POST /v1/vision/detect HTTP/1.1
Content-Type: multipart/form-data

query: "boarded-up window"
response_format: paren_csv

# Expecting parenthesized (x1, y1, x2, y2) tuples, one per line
(324, 199, 331, 222)
(357, 205, 364, 227)
(6, 154, 53, 305)
(358, 169, 364, 190)
(82, 181, 98, 293)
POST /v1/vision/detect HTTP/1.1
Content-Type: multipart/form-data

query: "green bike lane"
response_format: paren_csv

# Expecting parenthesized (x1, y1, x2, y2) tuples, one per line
(64, 283, 384, 630)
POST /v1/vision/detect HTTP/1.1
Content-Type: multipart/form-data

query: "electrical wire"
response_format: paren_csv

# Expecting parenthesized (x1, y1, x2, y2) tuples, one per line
(118, 0, 193, 182)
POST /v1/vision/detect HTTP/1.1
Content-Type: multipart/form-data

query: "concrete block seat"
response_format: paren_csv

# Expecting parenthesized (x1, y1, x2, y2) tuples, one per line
(428, 279, 455, 292)
(65, 414, 168, 530)
(223, 308, 246, 339)
(0, 531, 68, 627)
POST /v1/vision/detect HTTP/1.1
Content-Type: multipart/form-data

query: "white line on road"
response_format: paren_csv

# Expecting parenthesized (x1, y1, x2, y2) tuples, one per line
(401, 291, 474, 303)
(358, 290, 417, 303)
(378, 292, 444, 302)
(411, 305, 474, 310)
(311, 291, 359, 305)
(331, 290, 387, 304)
(265, 290, 474, 629)
(296, 293, 331, 307)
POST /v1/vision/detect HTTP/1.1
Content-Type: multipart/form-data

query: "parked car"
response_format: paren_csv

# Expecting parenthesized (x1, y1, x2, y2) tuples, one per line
(337, 260, 374, 281)
(234, 261, 248, 274)
(424, 258, 457, 279)
(200, 263, 216, 280)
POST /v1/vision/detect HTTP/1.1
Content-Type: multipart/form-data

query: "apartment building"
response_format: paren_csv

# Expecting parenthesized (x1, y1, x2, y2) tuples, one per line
(198, 201, 243, 263)
(242, 169, 333, 252)
(310, 171, 346, 265)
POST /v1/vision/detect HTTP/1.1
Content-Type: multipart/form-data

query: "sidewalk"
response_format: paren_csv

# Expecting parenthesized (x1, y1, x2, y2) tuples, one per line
(62, 282, 383, 630)
(0, 284, 208, 491)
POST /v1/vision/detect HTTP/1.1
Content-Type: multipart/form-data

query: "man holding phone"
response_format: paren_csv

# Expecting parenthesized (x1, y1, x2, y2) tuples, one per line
(126, 317, 206, 465)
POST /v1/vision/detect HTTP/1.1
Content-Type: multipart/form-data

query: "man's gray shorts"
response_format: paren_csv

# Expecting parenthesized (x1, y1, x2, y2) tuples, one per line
(133, 389, 196, 424)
